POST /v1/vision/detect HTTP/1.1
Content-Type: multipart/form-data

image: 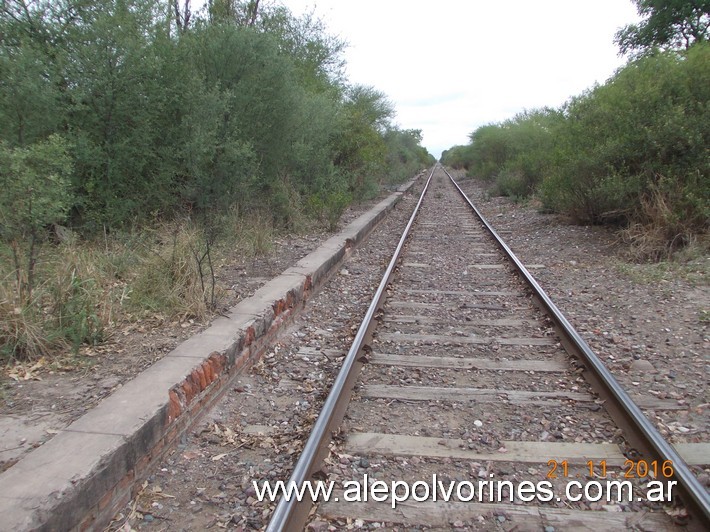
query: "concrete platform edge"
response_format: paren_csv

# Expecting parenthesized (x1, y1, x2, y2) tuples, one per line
(0, 173, 422, 531)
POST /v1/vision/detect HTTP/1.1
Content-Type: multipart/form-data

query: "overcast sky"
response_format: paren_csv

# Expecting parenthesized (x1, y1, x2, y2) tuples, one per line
(279, 0, 641, 159)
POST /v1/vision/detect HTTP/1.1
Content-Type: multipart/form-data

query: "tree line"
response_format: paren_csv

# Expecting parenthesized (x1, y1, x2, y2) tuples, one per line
(0, 0, 434, 359)
(442, 0, 708, 259)
(0, 0, 433, 232)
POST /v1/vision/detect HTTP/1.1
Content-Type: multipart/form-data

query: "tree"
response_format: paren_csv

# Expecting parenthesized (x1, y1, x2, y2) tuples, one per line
(332, 85, 395, 197)
(259, 5, 346, 92)
(173, 0, 192, 34)
(0, 135, 73, 303)
(383, 128, 432, 181)
(207, 0, 260, 26)
(615, 0, 710, 55)
(441, 145, 473, 169)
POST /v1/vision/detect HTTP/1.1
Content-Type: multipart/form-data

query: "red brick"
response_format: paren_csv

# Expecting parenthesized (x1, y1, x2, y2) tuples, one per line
(181, 381, 194, 404)
(245, 325, 256, 345)
(149, 438, 165, 461)
(208, 357, 219, 376)
(164, 425, 178, 445)
(218, 353, 227, 370)
(117, 470, 135, 493)
(202, 360, 214, 383)
(98, 485, 116, 512)
(196, 366, 207, 390)
(135, 454, 150, 474)
(197, 393, 211, 411)
(103, 491, 131, 524)
(168, 390, 182, 422)
(235, 354, 246, 371)
(209, 352, 225, 374)
(78, 509, 97, 532)
(189, 369, 201, 392)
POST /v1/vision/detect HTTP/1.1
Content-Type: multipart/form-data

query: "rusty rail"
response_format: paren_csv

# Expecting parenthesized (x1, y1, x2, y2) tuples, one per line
(444, 167, 710, 530)
(266, 167, 435, 531)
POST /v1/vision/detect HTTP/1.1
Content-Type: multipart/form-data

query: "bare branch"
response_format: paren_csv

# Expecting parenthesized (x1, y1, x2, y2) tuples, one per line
(173, 0, 191, 33)
(247, 0, 259, 26)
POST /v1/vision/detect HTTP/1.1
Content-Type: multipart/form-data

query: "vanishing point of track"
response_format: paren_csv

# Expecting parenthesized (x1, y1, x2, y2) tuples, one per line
(267, 166, 710, 531)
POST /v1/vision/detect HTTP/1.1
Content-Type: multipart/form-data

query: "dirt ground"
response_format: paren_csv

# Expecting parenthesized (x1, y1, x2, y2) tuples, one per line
(106, 179, 427, 531)
(456, 175, 708, 452)
(1, 171, 707, 529)
(101, 171, 706, 531)
(0, 190, 398, 473)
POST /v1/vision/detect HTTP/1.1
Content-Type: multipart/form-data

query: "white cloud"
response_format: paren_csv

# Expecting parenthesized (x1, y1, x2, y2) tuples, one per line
(282, 1, 641, 158)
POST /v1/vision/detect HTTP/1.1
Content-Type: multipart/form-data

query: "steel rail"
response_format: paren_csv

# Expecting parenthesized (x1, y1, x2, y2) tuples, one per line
(266, 167, 436, 532)
(443, 167, 710, 530)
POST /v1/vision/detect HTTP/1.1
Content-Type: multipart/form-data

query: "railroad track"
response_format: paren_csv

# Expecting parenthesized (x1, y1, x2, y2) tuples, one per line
(266, 165, 709, 531)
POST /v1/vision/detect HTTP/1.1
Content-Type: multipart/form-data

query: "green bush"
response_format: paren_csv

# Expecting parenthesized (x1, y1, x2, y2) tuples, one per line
(449, 43, 707, 256)
(307, 186, 352, 231)
(541, 44, 709, 231)
(129, 222, 210, 320)
(440, 145, 474, 170)
(496, 170, 531, 200)
(383, 128, 434, 183)
(0, 135, 74, 303)
(51, 270, 104, 351)
(0, 0, 435, 361)
(0, 281, 49, 361)
(1, 240, 114, 361)
(452, 109, 560, 196)
(0, 1, 431, 233)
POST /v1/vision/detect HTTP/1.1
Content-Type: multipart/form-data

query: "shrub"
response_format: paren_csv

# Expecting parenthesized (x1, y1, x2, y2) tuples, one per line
(1, 241, 112, 360)
(0, 279, 50, 361)
(496, 169, 531, 200)
(622, 176, 710, 260)
(440, 145, 474, 170)
(460, 109, 560, 196)
(308, 189, 352, 231)
(222, 207, 276, 257)
(541, 44, 709, 236)
(129, 222, 211, 321)
(0, 135, 73, 304)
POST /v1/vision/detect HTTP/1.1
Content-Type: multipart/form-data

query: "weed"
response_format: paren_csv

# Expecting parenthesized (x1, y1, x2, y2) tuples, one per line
(307, 191, 351, 232)
(130, 221, 210, 321)
(613, 252, 709, 287)
(51, 244, 117, 343)
(0, 280, 53, 361)
(496, 169, 536, 201)
(51, 270, 104, 351)
(620, 183, 707, 261)
(223, 209, 276, 257)
(0, 198, 302, 362)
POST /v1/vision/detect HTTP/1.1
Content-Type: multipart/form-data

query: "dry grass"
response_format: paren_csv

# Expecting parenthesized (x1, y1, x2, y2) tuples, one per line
(47, 244, 115, 349)
(0, 241, 118, 361)
(0, 279, 54, 360)
(129, 221, 211, 322)
(621, 186, 708, 262)
(222, 207, 276, 258)
(1, 211, 284, 362)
